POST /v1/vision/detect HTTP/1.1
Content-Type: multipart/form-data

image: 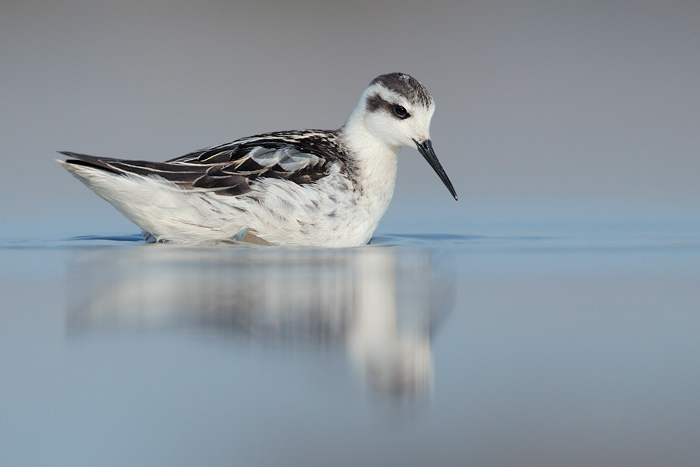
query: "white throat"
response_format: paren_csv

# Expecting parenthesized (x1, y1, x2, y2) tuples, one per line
(340, 103, 400, 224)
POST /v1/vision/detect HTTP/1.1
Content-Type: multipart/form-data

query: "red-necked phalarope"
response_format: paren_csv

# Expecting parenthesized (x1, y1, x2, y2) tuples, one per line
(59, 73, 457, 247)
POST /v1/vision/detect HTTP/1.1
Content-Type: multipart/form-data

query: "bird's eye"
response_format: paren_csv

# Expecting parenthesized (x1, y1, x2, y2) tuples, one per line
(392, 104, 410, 119)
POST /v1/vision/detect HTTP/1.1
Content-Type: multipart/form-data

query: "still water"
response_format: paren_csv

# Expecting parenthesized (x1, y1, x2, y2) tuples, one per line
(1, 226, 700, 466)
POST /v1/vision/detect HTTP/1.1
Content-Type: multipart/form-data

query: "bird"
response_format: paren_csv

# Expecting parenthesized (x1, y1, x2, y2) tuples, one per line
(59, 73, 457, 247)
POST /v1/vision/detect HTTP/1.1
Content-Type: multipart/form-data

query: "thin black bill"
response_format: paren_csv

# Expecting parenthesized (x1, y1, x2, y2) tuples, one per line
(414, 139, 458, 201)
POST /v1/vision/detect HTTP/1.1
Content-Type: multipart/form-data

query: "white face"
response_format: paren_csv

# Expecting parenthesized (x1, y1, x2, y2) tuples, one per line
(361, 84, 436, 149)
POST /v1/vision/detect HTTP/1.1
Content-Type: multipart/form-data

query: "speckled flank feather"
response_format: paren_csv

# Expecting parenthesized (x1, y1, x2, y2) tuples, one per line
(59, 73, 456, 247)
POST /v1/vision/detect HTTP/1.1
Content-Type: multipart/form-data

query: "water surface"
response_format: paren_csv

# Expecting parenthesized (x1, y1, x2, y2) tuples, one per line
(2, 228, 699, 466)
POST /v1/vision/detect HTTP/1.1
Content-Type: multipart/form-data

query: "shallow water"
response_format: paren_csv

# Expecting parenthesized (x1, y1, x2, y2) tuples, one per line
(2, 227, 700, 466)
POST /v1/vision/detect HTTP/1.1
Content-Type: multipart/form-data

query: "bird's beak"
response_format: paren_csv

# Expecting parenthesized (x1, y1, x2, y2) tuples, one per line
(414, 139, 458, 200)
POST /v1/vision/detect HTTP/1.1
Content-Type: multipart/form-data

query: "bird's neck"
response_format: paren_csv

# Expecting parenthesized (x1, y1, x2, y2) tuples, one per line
(340, 109, 399, 221)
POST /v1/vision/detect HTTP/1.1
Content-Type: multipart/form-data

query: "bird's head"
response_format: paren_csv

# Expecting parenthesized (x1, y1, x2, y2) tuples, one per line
(353, 73, 457, 200)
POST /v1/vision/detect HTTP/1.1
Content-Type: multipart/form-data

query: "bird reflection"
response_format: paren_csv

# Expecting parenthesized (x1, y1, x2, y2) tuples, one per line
(66, 245, 454, 399)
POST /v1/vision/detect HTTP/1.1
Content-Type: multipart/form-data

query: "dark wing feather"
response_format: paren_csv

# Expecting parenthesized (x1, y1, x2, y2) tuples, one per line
(59, 130, 345, 197)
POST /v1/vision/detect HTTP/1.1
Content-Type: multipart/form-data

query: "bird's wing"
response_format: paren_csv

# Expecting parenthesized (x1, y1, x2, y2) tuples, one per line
(60, 131, 339, 197)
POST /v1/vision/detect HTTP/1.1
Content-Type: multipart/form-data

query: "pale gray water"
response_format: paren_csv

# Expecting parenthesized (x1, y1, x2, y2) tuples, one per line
(2, 225, 700, 466)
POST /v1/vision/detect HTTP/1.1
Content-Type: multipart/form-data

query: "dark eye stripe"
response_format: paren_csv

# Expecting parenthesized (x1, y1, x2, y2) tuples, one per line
(366, 94, 387, 112)
(366, 94, 411, 119)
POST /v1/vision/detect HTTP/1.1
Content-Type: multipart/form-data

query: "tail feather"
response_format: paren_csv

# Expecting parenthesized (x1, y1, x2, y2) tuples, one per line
(57, 151, 250, 196)
(58, 152, 122, 174)
(58, 151, 206, 182)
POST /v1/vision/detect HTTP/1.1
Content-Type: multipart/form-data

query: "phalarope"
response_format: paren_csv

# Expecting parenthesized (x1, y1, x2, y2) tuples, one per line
(59, 73, 457, 247)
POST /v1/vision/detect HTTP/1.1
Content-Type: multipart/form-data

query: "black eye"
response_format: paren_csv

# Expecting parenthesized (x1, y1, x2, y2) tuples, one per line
(392, 104, 410, 119)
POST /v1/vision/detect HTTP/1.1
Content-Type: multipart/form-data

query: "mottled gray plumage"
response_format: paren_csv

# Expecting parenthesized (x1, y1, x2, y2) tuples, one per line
(60, 130, 349, 197)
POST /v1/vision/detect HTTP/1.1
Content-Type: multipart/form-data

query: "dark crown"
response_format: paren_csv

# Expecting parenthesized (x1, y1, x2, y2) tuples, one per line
(370, 73, 432, 107)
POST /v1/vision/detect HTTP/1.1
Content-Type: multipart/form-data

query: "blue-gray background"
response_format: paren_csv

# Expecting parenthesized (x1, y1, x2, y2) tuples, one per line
(2, 0, 699, 237)
(3, 3, 700, 466)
